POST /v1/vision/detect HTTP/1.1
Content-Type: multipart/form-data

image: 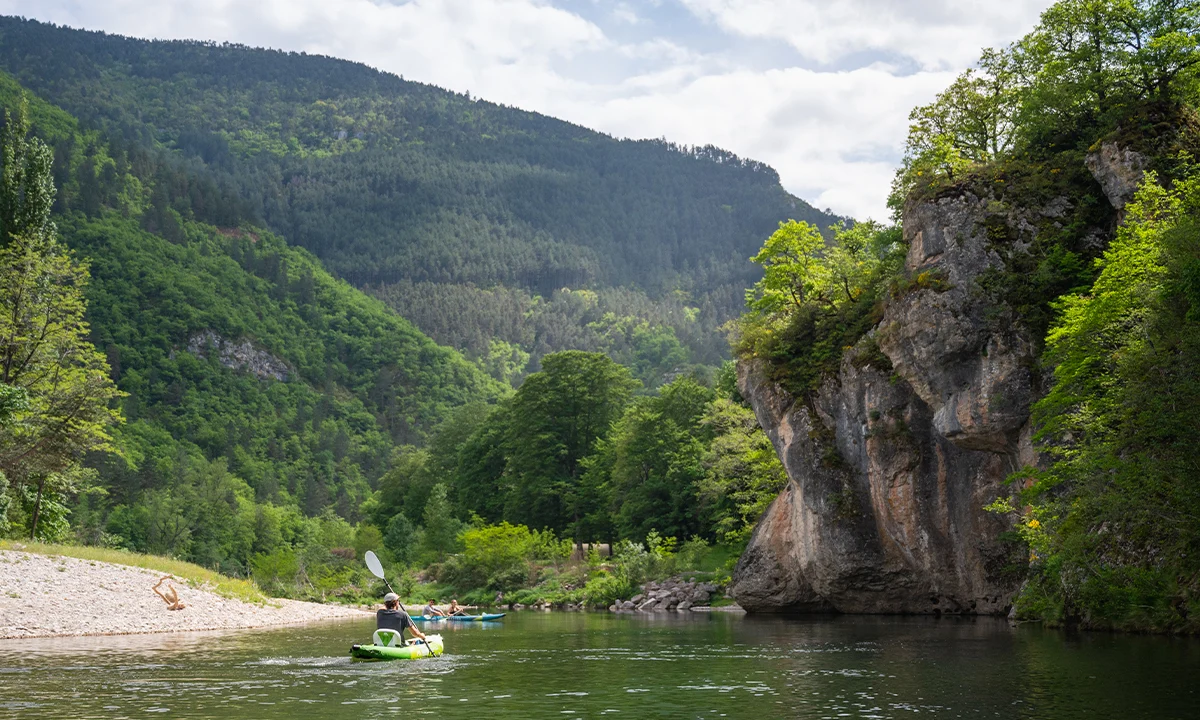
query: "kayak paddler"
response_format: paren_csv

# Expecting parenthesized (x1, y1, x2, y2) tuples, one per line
(423, 599, 447, 617)
(378, 593, 428, 644)
(447, 598, 466, 616)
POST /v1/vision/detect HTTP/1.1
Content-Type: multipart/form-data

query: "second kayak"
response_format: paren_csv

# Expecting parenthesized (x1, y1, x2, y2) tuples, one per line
(412, 612, 507, 622)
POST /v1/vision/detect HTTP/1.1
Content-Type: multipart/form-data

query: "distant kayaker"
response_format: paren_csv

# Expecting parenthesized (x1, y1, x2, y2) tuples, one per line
(447, 598, 466, 616)
(377, 593, 428, 644)
(423, 599, 446, 617)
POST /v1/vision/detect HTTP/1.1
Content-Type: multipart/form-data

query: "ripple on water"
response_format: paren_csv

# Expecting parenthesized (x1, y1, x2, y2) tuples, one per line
(245, 656, 348, 667)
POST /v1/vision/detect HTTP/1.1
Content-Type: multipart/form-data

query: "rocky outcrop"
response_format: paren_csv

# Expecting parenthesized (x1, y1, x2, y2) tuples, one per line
(877, 195, 1038, 456)
(730, 141, 1142, 616)
(1085, 141, 1148, 211)
(609, 577, 720, 612)
(186, 331, 290, 381)
(731, 191, 1045, 615)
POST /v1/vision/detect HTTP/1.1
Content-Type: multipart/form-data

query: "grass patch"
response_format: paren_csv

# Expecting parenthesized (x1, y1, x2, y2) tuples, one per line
(0, 541, 270, 605)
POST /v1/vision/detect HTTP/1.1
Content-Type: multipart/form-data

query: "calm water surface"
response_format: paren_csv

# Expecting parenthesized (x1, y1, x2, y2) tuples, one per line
(0, 611, 1197, 719)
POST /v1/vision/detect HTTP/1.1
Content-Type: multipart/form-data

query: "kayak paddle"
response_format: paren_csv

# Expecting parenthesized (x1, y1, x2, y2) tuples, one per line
(364, 550, 408, 614)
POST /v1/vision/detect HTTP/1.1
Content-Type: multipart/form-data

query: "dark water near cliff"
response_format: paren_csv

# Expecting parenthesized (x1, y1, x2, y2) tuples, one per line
(1, 612, 1197, 719)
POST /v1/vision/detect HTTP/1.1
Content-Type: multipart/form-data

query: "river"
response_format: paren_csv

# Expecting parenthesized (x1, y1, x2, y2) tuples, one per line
(0, 611, 1196, 719)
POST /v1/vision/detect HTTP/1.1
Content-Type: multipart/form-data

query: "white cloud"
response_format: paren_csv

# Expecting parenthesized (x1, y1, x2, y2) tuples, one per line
(0, 0, 1053, 219)
(565, 64, 956, 220)
(612, 2, 642, 25)
(676, 0, 1051, 70)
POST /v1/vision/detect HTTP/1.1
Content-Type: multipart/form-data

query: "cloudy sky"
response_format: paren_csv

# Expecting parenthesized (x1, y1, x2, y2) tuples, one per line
(4, 0, 1053, 220)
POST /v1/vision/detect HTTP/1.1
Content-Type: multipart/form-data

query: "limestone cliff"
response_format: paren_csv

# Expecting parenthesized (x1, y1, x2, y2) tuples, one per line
(185, 331, 291, 382)
(731, 147, 1142, 614)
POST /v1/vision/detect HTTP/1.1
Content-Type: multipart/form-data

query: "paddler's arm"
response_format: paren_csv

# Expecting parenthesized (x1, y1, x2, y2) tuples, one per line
(408, 621, 427, 641)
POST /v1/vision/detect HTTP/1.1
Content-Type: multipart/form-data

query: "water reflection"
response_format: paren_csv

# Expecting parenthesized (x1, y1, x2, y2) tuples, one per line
(0, 612, 1196, 719)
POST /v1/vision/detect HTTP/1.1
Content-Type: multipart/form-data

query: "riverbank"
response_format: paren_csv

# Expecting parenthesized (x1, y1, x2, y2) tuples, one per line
(0, 547, 368, 639)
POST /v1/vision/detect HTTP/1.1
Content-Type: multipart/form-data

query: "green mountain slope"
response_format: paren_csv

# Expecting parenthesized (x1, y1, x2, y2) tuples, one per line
(0, 16, 841, 383)
(0, 75, 504, 550)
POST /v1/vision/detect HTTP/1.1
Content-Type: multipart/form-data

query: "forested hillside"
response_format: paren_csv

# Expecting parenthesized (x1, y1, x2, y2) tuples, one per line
(0, 16, 840, 385)
(0, 75, 504, 573)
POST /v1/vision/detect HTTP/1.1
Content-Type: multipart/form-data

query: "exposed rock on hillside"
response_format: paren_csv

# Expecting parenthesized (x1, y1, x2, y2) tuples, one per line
(1085, 141, 1148, 212)
(186, 330, 290, 381)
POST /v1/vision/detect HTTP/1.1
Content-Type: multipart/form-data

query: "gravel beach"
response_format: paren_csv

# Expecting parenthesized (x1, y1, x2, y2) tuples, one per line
(0, 550, 369, 639)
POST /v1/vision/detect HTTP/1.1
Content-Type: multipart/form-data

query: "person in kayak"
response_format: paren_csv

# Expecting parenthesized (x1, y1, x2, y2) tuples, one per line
(423, 599, 446, 617)
(447, 598, 466, 616)
(377, 593, 429, 644)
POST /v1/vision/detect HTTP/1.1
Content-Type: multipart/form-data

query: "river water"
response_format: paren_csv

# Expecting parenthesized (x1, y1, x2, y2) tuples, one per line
(0, 611, 1196, 719)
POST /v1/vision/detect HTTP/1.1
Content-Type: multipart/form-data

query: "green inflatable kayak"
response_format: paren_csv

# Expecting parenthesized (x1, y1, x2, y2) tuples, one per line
(350, 630, 443, 660)
(412, 612, 506, 622)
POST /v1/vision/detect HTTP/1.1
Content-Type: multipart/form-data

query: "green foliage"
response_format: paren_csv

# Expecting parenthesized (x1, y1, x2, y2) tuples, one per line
(0, 72, 506, 589)
(418, 483, 462, 561)
(0, 103, 123, 540)
(350, 343, 756, 578)
(0, 226, 124, 480)
(1014, 169, 1200, 632)
(383, 513, 419, 564)
(892, 0, 1200, 210)
(577, 535, 687, 608)
(745, 220, 830, 315)
(441, 521, 571, 592)
(353, 523, 384, 561)
(699, 399, 789, 545)
(737, 222, 904, 396)
(889, 50, 1017, 211)
(250, 547, 300, 597)
(0, 99, 57, 245)
(501, 351, 639, 536)
(592, 376, 716, 540)
(373, 283, 713, 388)
(0, 383, 29, 426)
(580, 571, 638, 608)
(368, 447, 436, 528)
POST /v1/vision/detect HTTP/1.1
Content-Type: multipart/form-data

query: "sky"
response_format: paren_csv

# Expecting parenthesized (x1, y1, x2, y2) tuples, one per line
(2, 0, 1054, 221)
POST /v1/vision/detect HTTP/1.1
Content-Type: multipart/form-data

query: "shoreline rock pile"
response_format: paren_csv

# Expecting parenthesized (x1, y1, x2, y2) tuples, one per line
(609, 577, 719, 612)
(508, 599, 555, 611)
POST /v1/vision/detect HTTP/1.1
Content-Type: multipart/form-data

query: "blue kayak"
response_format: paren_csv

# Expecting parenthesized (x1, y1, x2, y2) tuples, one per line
(412, 612, 506, 622)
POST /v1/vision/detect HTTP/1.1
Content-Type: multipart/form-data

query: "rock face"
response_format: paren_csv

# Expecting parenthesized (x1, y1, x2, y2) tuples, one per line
(731, 191, 1044, 615)
(1085, 141, 1148, 212)
(730, 143, 1142, 615)
(186, 330, 290, 381)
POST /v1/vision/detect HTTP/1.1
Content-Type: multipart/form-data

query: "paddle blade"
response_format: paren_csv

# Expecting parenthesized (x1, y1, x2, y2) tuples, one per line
(364, 550, 386, 579)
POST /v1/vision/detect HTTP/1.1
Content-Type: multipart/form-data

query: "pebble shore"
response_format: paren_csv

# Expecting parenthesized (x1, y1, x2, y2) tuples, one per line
(0, 550, 369, 639)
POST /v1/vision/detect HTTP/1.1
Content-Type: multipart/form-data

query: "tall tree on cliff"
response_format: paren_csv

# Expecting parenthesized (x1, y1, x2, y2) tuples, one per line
(0, 100, 123, 539)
